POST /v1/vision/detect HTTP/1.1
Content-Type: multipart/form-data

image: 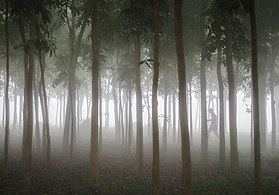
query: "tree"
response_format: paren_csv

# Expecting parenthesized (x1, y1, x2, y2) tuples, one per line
(217, 46, 225, 168)
(3, 0, 10, 176)
(249, 0, 262, 193)
(225, 12, 240, 180)
(152, 0, 160, 193)
(21, 0, 36, 187)
(174, 0, 192, 194)
(90, 0, 99, 184)
(200, 0, 208, 169)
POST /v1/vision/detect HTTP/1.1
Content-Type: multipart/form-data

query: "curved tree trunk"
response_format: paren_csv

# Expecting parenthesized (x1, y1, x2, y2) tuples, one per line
(174, 0, 192, 193)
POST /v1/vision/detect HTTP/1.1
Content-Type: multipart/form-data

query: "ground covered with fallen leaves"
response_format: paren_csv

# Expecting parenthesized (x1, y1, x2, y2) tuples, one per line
(1, 129, 279, 194)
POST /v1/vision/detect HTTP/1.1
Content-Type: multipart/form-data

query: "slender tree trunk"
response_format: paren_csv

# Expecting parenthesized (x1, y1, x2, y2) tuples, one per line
(146, 74, 151, 138)
(259, 73, 266, 151)
(217, 46, 225, 168)
(119, 83, 125, 143)
(128, 76, 133, 153)
(135, 34, 144, 177)
(173, 93, 176, 141)
(188, 80, 193, 142)
(19, 94, 23, 127)
(4, 0, 10, 175)
(63, 6, 87, 154)
(13, 84, 18, 127)
(90, 0, 99, 184)
(2, 97, 5, 129)
(105, 78, 110, 130)
(22, 4, 36, 186)
(250, 0, 262, 193)
(270, 48, 277, 152)
(174, 0, 192, 193)
(225, 15, 240, 180)
(33, 74, 40, 152)
(152, 0, 160, 192)
(60, 94, 63, 127)
(56, 95, 59, 127)
(200, 0, 208, 168)
(112, 80, 120, 139)
(163, 81, 168, 152)
(200, 59, 208, 168)
(99, 77, 103, 152)
(36, 29, 51, 167)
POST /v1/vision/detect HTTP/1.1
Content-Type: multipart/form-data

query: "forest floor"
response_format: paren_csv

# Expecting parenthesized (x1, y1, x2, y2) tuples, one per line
(1, 128, 279, 194)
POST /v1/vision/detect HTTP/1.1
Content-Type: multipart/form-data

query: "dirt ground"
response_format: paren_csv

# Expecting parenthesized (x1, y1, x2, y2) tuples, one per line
(1, 128, 279, 194)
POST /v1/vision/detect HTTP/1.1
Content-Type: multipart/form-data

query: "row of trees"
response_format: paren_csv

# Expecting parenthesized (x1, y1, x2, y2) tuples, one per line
(1, 0, 279, 194)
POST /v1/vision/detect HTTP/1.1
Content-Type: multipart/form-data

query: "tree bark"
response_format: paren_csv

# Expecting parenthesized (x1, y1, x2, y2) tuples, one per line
(63, 4, 87, 154)
(22, 4, 36, 187)
(13, 83, 18, 127)
(163, 81, 168, 152)
(91, 0, 99, 184)
(249, 0, 262, 193)
(135, 34, 144, 177)
(225, 15, 240, 180)
(4, 0, 10, 176)
(200, 0, 208, 170)
(174, 0, 192, 194)
(217, 46, 225, 168)
(270, 48, 277, 152)
(152, 0, 160, 192)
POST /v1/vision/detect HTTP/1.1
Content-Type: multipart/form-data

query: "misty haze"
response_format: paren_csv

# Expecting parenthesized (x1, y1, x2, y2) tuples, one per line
(0, 0, 279, 194)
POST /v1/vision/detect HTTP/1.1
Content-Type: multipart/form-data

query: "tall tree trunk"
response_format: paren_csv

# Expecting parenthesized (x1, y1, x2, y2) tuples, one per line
(33, 74, 40, 152)
(112, 79, 120, 139)
(22, 4, 36, 186)
(119, 82, 125, 143)
(60, 94, 63, 127)
(163, 81, 168, 152)
(250, 0, 262, 193)
(152, 0, 160, 192)
(217, 46, 225, 168)
(90, 0, 99, 184)
(188, 80, 193, 141)
(4, 0, 10, 175)
(258, 73, 266, 150)
(105, 78, 110, 130)
(35, 18, 51, 167)
(173, 93, 176, 141)
(99, 77, 103, 152)
(63, 6, 87, 154)
(146, 73, 151, 138)
(200, 0, 208, 168)
(225, 15, 240, 180)
(270, 48, 277, 152)
(19, 94, 23, 127)
(135, 34, 144, 177)
(13, 83, 18, 127)
(174, 0, 192, 193)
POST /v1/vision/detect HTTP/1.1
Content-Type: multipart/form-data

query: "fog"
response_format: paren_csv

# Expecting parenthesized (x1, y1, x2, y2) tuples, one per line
(1, 0, 279, 194)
